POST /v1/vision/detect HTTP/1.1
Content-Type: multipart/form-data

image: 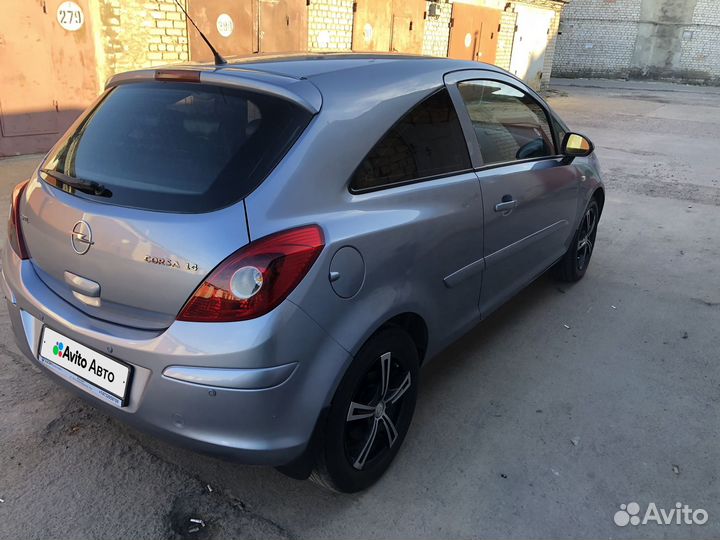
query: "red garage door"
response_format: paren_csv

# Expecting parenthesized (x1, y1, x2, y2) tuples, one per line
(259, 0, 308, 53)
(187, 0, 308, 61)
(187, 0, 256, 61)
(352, 0, 425, 54)
(448, 4, 501, 65)
(0, 0, 100, 157)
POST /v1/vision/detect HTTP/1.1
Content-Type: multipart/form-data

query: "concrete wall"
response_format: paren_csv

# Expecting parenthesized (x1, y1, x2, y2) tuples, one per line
(554, 0, 720, 83)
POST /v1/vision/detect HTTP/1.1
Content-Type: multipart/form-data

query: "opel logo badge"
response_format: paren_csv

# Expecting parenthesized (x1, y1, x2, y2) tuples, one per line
(71, 220, 94, 255)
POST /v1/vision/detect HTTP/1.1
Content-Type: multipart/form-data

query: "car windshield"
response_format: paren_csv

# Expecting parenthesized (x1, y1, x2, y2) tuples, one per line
(42, 82, 313, 213)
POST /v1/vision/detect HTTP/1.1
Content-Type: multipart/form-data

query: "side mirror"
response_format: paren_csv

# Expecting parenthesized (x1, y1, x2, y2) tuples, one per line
(561, 132, 594, 158)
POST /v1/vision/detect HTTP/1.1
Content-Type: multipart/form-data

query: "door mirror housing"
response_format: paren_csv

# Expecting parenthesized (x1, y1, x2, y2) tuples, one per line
(561, 132, 594, 158)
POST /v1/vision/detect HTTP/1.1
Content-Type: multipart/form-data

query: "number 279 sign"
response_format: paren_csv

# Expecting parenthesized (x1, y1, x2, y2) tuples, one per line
(57, 1, 84, 31)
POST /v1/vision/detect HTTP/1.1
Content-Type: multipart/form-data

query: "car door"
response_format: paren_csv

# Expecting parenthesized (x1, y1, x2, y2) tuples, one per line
(445, 70, 581, 316)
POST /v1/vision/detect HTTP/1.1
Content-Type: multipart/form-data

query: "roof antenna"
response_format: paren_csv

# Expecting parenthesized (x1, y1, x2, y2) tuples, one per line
(173, 0, 227, 65)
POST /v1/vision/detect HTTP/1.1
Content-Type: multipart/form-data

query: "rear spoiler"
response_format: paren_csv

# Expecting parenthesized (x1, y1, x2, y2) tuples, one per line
(106, 66, 322, 114)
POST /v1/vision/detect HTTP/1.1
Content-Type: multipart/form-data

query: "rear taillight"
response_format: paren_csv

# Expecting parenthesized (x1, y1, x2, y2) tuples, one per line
(177, 225, 325, 323)
(7, 180, 30, 260)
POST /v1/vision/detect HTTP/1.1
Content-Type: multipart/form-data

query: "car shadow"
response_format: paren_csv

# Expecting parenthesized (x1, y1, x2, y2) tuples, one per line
(421, 272, 567, 395)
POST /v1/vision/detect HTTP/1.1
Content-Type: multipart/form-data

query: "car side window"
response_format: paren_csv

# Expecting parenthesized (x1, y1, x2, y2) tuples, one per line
(350, 88, 471, 192)
(457, 80, 555, 166)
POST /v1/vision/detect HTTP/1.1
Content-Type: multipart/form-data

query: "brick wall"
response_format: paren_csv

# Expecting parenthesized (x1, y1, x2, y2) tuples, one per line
(495, 8, 518, 71)
(554, 0, 720, 83)
(554, 0, 642, 78)
(308, 0, 354, 51)
(678, 0, 720, 80)
(422, 2, 452, 56)
(97, 0, 189, 83)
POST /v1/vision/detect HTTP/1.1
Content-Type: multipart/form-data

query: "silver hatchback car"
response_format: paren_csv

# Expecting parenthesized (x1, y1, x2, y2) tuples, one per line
(3, 54, 603, 492)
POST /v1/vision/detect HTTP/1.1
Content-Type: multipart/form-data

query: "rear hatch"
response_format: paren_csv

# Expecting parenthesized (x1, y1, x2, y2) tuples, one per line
(21, 73, 315, 329)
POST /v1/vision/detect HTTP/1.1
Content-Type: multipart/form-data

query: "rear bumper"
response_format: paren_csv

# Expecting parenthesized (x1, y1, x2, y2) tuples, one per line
(1, 248, 351, 465)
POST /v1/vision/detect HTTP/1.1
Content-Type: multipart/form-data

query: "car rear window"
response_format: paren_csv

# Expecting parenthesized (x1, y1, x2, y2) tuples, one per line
(42, 82, 313, 213)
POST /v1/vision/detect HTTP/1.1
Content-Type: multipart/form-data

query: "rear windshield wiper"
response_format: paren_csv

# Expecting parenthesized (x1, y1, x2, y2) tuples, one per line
(40, 169, 112, 198)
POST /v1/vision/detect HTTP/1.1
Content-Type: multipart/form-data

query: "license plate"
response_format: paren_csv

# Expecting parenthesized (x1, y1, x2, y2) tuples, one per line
(38, 327, 132, 407)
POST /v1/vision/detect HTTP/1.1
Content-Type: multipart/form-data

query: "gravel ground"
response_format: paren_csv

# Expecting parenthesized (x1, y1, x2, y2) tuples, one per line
(0, 78, 719, 539)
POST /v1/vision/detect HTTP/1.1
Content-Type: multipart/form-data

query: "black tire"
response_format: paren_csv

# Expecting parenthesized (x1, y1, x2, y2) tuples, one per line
(310, 327, 419, 493)
(555, 198, 600, 282)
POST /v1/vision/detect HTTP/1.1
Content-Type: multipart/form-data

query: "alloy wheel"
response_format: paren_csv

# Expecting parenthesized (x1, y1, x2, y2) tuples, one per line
(344, 351, 412, 470)
(576, 204, 598, 272)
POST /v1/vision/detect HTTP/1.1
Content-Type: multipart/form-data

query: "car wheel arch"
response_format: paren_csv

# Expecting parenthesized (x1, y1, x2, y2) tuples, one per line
(380, 312, 429, 365)
(349, 311, 429, 366)
(592, 186, 605, 214)
(278, 311, 429, 481)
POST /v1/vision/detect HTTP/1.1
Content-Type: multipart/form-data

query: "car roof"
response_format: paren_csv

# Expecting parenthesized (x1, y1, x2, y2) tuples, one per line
(214, 53, 509, 114)
(214, 53, 503, 80)
(109, 53, 514, 115)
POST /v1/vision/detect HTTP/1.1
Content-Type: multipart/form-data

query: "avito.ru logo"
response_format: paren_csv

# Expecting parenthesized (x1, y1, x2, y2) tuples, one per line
(51, 340, 117, 383)
(614, 502, 708, 526)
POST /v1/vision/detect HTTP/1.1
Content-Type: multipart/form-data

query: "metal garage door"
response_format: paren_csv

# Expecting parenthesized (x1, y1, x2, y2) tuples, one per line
(509, 4, 555, 89)
(0, 0, 99, 157)
(352, 0, 425, 54)
(447, 3, 501, 65)
(259, 0, 308, 53)
(188, 0, 307, 60)
(188, 0, 256, 60)
(352, 0, 393, 51)
(389, 0, 425, 53)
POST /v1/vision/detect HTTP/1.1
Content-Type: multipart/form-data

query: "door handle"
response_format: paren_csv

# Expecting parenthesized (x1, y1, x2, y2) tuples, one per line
(494, 198, 518, 213)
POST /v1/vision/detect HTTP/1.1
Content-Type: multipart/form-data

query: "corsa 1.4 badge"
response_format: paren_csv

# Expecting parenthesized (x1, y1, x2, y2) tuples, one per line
(144, 255, 199, 271)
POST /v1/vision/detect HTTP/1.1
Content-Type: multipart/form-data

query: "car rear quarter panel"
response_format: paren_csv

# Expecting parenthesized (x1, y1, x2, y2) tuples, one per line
(290, 174, 484, 360)
(246, 64, 487, 370)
